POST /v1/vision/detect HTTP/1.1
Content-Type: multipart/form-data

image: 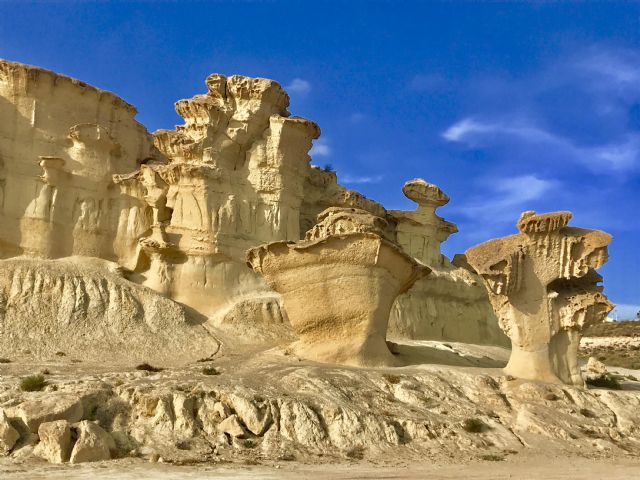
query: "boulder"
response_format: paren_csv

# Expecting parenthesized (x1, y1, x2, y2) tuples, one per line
(15, 394, 83, 433)
(69, 421, 116, 464)
(0, 409, 20, 454)
(33, 420, 72, 463)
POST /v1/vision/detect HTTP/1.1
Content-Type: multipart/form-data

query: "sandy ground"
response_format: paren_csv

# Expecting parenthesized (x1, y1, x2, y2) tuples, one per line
(1, 337, 639, 479)
(2, 455, 640, 479)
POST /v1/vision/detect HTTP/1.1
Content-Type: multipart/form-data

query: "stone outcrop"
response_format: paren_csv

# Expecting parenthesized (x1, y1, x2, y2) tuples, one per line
(388, 180, 508, 346)
(0, 58, 508, 360)
(247, 207, 430, 367)
(465, 211, 613, 385)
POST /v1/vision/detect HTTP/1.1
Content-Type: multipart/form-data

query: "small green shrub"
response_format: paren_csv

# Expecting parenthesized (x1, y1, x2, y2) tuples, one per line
(243, 439, 256, 449)
(0, 358, 11, 363)
(462, 418, 488, 433)
(201, 367, 220, 376)
(20, 374, 47, 392)
(55, 351, 66, 357)
(135, 363, 163, 373)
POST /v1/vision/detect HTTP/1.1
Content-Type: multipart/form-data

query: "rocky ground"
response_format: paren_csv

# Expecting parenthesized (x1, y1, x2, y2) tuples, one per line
(0, 337, 639, 478)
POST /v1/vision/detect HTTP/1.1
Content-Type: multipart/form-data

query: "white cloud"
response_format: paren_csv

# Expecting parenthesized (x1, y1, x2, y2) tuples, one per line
(442, 117, 640, 173)
(309, 138, 330, 157)
(609, 304, 640, 320)
(452, 174, 558, 224)
(340, 174, 383, 184)
(573, 48, 640, 89)
(285, 78, 311, 95)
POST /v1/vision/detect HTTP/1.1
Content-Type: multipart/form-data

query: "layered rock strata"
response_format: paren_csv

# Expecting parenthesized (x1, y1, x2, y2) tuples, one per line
(465, 211, 613, 385)
(247, 207, 430, 367)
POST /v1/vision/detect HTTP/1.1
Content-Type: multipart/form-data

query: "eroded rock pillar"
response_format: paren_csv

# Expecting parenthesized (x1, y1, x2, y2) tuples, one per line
(465, 211, 613, 385)
(247, 207, 430, 367)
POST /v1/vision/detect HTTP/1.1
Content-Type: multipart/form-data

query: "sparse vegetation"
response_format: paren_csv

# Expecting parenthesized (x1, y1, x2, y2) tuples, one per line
(585, 374, 621, 390)
(0, 358, 11, 363)
(462, 417, 488, 433)
(243, 439, 257, 449)
(382, 373, 401, 384)
(20, 374, 47, 392)
(322, 163, 334, 173)
(136, 363, 163, 373)
(345, 445, 365, 459)
(480, 454, 504, 461)
(201, 367, 220, 376)
(55, 351, 66, 357)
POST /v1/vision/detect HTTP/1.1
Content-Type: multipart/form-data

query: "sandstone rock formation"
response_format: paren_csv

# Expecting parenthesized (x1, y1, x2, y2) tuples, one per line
(0, 58, 507, 358)
(388, 180, 508, 346)
(247, 207, 430, 366)
(465, 211, 613, 385)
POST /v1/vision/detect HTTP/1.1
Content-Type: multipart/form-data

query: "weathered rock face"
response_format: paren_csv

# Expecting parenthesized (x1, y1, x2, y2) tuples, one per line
(247, 208, 430, 367)
(465, 211, 613, 385)
(388, 180, 508, 346)
(0, 58, 506, 356)
(0, 60, 161, 261)
(141, 74, 322, 317)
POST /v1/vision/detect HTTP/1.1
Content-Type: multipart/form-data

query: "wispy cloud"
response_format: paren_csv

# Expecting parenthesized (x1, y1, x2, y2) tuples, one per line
(450, 174, 559, 240)
(285, 78, 311, 95)
(310, 137, 330, 157)
(443, 116, 640, 173)
(436, 46, 640, 176)
(340, 174, 384, 184)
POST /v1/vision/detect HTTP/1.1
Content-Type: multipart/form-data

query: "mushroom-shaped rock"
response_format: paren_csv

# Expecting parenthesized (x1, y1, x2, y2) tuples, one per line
(247, 207, 430, 367)
(402, 178, 450, 209)
(465, 211, 613, 385)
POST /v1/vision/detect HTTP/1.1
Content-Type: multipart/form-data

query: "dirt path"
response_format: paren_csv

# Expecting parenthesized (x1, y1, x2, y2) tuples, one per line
(3, 455, 640, 480)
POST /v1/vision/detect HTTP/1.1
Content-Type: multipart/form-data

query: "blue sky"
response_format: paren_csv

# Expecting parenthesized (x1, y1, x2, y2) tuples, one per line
(1, 2, 639, 319)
